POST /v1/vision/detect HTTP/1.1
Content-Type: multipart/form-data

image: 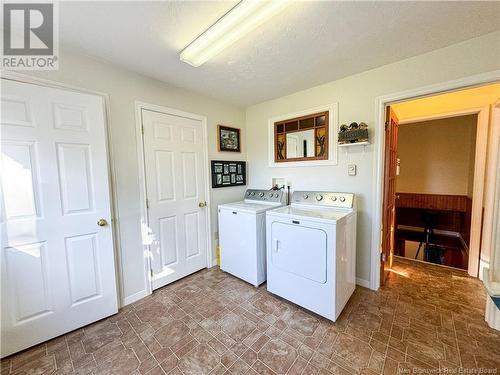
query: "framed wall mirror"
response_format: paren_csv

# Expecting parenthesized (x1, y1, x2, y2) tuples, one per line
(274, 111, 329, 162)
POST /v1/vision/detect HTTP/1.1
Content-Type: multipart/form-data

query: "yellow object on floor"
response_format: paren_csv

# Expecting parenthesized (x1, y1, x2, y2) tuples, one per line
(216, 245, 220, 266)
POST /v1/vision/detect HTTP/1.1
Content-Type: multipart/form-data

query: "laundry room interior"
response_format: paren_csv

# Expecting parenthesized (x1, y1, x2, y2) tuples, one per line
(1, 1, 500, 374)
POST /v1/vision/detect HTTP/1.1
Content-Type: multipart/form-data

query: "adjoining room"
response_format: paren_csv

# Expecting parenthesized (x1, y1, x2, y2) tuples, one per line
(395, 114, 477, 270)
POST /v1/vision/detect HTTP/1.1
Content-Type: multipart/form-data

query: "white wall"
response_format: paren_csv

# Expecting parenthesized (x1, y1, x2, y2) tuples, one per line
(396, 115, 477, 195)
(245, 31, 500, 285)
(28, 49, 246, 305)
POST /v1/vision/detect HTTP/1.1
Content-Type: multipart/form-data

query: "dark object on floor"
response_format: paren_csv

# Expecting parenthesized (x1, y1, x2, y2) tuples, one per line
(415, 211, 439, 262)
(426, 244, 445, 265)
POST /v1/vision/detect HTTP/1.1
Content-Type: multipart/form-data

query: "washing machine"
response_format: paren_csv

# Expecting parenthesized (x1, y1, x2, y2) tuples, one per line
(266, 191, 356, 321)
(218, 189, 285, 286)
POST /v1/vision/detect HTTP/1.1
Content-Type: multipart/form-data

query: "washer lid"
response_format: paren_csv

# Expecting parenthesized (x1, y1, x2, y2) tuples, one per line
(266, 205, 353, 223)
(219, 201, 283, 214)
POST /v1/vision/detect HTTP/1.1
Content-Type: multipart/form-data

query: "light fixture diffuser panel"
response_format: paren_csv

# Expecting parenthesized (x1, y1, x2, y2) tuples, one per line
(180, 0, 290, 67)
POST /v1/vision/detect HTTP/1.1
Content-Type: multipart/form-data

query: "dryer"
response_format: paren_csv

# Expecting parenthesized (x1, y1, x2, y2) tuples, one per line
(266, 191, 356, 321)
(218, 189, 284, 286)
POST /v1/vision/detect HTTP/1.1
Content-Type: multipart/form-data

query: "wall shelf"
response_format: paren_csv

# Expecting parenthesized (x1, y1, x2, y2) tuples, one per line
(337, 141, 370, 147)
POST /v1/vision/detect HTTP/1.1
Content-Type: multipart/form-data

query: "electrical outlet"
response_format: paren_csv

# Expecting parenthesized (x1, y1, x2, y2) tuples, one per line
(348, 164, 357, 176)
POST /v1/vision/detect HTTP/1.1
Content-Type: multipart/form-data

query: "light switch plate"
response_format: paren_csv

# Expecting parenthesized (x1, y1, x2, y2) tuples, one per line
(348, 164, 357, 176)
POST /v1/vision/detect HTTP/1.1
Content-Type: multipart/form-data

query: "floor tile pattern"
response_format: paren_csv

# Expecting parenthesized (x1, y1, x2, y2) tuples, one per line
(2, 258, 500, 374)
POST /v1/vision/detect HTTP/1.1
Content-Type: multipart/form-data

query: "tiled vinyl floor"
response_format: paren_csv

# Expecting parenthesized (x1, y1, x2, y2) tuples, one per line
(2, 258, 500, 374)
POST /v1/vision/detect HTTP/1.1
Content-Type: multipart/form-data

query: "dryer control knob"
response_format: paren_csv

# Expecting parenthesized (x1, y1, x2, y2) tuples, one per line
(331, 196, 337, 201)
(259, 192, 265, 197)
(340, 196, 346, 202)
(316, 195, 323, 201)
(303, 194, 309, 199)
(251, 192, 255, 196)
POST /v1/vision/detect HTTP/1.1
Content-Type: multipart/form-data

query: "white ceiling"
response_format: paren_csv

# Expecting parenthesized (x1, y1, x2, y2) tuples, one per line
(59, 1, 500, 107)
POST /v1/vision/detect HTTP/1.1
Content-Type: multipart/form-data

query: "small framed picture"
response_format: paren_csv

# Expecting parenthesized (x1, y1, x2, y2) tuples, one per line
(218, 125, 241, 153)
(211, 160, 246, 188)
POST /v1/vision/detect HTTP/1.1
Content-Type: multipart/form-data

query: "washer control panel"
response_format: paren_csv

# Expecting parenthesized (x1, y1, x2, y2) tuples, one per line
(245, 189, 284, 203)
(291, 191, 355, 208)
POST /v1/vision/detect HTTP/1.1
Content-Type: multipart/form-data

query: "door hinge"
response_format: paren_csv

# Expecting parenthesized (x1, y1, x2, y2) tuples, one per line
(141, 125, 144, 135)
(381, 253, 387, 262)
(384, 121, 389, 131)
(150, 268, 153, 278)
(145, 198, 149, 209)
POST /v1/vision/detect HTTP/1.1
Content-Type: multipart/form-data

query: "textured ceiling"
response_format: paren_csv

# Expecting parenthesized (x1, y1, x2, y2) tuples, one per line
(58, 1, 500, 106)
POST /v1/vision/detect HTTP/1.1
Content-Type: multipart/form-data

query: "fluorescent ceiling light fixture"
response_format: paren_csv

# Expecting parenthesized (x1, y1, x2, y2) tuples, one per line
(180, 0, 290, 67)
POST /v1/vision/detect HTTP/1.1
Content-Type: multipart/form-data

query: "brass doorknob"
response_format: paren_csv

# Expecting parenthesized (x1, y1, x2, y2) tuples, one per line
(198, 202, 207, 208)
(97, 219, 108, 226)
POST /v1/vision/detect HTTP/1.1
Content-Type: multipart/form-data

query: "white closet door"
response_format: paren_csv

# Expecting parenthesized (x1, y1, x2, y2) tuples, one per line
(141, 109, 208, 290)
(1, 79, 118, 357)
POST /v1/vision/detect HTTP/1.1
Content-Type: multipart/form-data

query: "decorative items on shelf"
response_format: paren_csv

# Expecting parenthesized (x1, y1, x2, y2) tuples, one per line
(338, 122, 369, 144)
(211, 160, 246, 188)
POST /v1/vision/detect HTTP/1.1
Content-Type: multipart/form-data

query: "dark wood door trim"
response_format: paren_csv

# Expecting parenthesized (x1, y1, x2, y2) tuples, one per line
(381, 106, 399, 286)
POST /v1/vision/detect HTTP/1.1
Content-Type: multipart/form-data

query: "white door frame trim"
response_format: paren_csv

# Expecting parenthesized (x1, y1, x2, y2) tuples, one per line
(484, 100, 500, 330)
(0, 70, 124, 306)
(399, 108, 485, 125)
(371, 70, 500, 291)
(134, 101, 212, 297)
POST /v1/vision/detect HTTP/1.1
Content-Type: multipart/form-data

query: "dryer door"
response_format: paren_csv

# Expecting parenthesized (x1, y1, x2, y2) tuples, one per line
(271, 222, 327, 283)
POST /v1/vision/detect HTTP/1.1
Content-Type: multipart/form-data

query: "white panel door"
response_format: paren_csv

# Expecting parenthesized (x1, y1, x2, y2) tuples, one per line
(142, 109, 208, 290)
(0, 79, 118, 357)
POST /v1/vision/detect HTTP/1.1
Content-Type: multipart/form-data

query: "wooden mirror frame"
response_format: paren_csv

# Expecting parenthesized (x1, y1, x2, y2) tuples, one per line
(274, 111, 329, 163)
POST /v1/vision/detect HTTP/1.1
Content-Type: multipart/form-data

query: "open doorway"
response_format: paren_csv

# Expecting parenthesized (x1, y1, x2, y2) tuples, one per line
(395, 114, 477, 270)
(380, 82, 500, 285)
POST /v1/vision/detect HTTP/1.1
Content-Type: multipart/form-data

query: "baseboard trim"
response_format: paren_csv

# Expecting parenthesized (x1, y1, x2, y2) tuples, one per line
(122, 289, 149, 306)
(356, 278, 370, 288)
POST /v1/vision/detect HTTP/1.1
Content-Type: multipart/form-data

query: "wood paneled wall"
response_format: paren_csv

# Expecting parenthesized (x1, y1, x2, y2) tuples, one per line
(396, 192, 471, 212)
(395, 192, 473, 245)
